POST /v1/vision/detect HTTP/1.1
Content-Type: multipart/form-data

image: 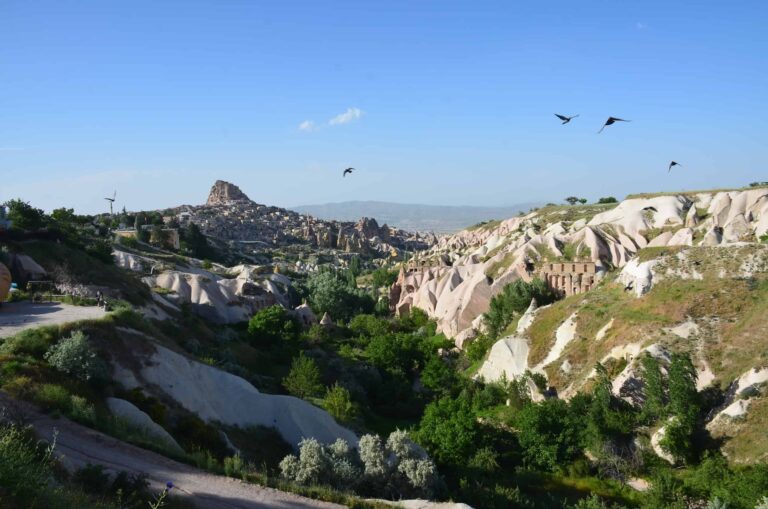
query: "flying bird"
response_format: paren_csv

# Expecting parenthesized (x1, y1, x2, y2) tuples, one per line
(668, 161, 681, 173)
(342, 167, 355, 177)
(598, 117, 631, 133)
(554, 113, 579, 124)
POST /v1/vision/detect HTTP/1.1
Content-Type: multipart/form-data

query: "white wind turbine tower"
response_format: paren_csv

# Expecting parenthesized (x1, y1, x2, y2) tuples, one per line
(104, 190, 116, 216)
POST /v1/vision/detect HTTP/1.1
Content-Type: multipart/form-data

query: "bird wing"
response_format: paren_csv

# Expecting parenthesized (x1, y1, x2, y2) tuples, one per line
(554, 114, 567, 121)
(615, 118, 630, 122)
(597, 124, 606, 134)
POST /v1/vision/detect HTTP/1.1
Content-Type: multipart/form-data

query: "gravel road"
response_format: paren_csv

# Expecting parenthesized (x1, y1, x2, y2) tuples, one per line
(0, 394, 345, 509)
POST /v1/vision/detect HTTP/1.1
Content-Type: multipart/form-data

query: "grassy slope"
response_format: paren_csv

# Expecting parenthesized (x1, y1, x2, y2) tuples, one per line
(523, 245, 768, 462)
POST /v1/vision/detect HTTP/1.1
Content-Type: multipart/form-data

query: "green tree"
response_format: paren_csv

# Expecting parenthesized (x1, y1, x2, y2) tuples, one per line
(4, 199, 46, 231)
(565, 196, 580, 206)
(305, 271, 375, 322)
(247, 305, 299, 345)
(515, 399, 583, 471)
(641, 353, 665, 421)
(484, 279, 556, 339)
(324, 384, 356, 423)
(348, 314, 390, 340)
(597, 197, 618, 204)
(283, 353, 323, 399)
(415, 396, 479, 466)
(348, 256, 362, 277)
(587, 363, 637, 445)
(420, 356, 460, 396)
(661, 352, 699, 463)
(667, 352, 698, 422)
(181, 222, 213, 259)
(371, 267, 398, 288)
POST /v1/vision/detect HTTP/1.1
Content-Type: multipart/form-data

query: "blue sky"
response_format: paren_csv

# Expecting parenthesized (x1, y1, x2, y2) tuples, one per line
(1, 1, 766, 214)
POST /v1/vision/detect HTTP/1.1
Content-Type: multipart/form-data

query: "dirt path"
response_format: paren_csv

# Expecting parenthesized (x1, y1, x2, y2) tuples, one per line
(0, 301, 107, 338)
(0, 395, 344, 509)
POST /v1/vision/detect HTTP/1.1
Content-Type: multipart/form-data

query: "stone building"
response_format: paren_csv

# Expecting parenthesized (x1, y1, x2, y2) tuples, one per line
(538, 261, 597, 297)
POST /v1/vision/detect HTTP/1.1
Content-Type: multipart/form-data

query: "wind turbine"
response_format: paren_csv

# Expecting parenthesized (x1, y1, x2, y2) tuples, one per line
(105, 191, 116, 216)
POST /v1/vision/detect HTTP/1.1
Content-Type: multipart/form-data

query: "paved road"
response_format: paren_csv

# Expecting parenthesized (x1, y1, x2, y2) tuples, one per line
(0, 301, 107, 338)
(0, 394, 344, 509)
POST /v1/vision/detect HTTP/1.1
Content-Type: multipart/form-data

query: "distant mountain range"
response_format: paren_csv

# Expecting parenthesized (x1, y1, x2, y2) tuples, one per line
(290, 200, 543, 233)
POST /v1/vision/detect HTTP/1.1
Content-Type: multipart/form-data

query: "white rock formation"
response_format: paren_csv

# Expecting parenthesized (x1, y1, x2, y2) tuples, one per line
(651, 423, 675, 463)
(595, 319, 614, 341)
(619, 259, 657, 297)
(106, 397, 184, 454)
(535, 312, 578, 370)
(391, 188, 768, 343)
(111, 343, 358, 448)
(151, 271, 285, 323)
(475, 336, 530, 383)
(474, 299, 541, 383)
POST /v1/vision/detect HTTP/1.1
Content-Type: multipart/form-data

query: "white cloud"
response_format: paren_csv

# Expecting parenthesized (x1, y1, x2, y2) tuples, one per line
(298, 120, 316, 132)
(328, 107, 363, 126)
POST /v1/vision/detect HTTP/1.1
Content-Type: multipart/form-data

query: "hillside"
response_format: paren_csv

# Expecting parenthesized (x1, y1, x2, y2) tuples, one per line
(165, 181, 435, 259)
(3, 185, 768, 509)
(391, 185, 768, 464)
(291, 201, 543, 234)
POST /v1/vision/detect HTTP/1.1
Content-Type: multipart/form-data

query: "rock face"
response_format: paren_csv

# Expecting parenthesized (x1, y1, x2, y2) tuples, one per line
(390, 188, 768, 343)
(171, 181, 434, 257)
(112, 342, 358, 449)
(206, 180, 250, 206)
(150, 270, 282, 324)
(105, 397, 184, 455)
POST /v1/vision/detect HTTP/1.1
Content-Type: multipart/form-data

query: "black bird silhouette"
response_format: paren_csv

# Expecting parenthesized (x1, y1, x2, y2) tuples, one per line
(342, 167, 355, 177)
(668, 161, 681, 173)
(624, 281, 634, 292)
(554, 113, 579, 124)
(598, 117, 631, 133)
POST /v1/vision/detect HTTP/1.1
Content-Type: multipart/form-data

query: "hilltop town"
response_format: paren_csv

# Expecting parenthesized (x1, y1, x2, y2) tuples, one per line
(165, 180, 436, 259)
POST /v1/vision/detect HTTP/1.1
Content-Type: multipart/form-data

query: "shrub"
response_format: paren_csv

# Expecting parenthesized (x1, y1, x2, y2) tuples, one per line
(34, 384, 73, 413)
(324, 384, 356, 423)
(304, 270, 375, 322)
(283, 353, 323, 399)
(414, 396, 479, 466)
(223, 454, 247, 479)
(72, 464, 111, 495)
(280, 431, 437, 498)
(371, 267, 398, 288)
(247, 305, 300, 345)
(484, 279, 556, 339)
(44, 331, 108, 382)
(515, 399, 584, 471)
(69, 395, 97, 425)
(0, 423, 54, 504)
(597, 197, 618, 204)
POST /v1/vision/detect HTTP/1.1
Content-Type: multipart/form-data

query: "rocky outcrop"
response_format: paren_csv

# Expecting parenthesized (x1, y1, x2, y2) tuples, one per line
(206, 180, 250, 205)
(112, 342, 358, 449)
(106, 397, 184, 454)
(173, 181, 434, 258)
(151, 270, 282, 324)
(391, 188, 768, 343)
